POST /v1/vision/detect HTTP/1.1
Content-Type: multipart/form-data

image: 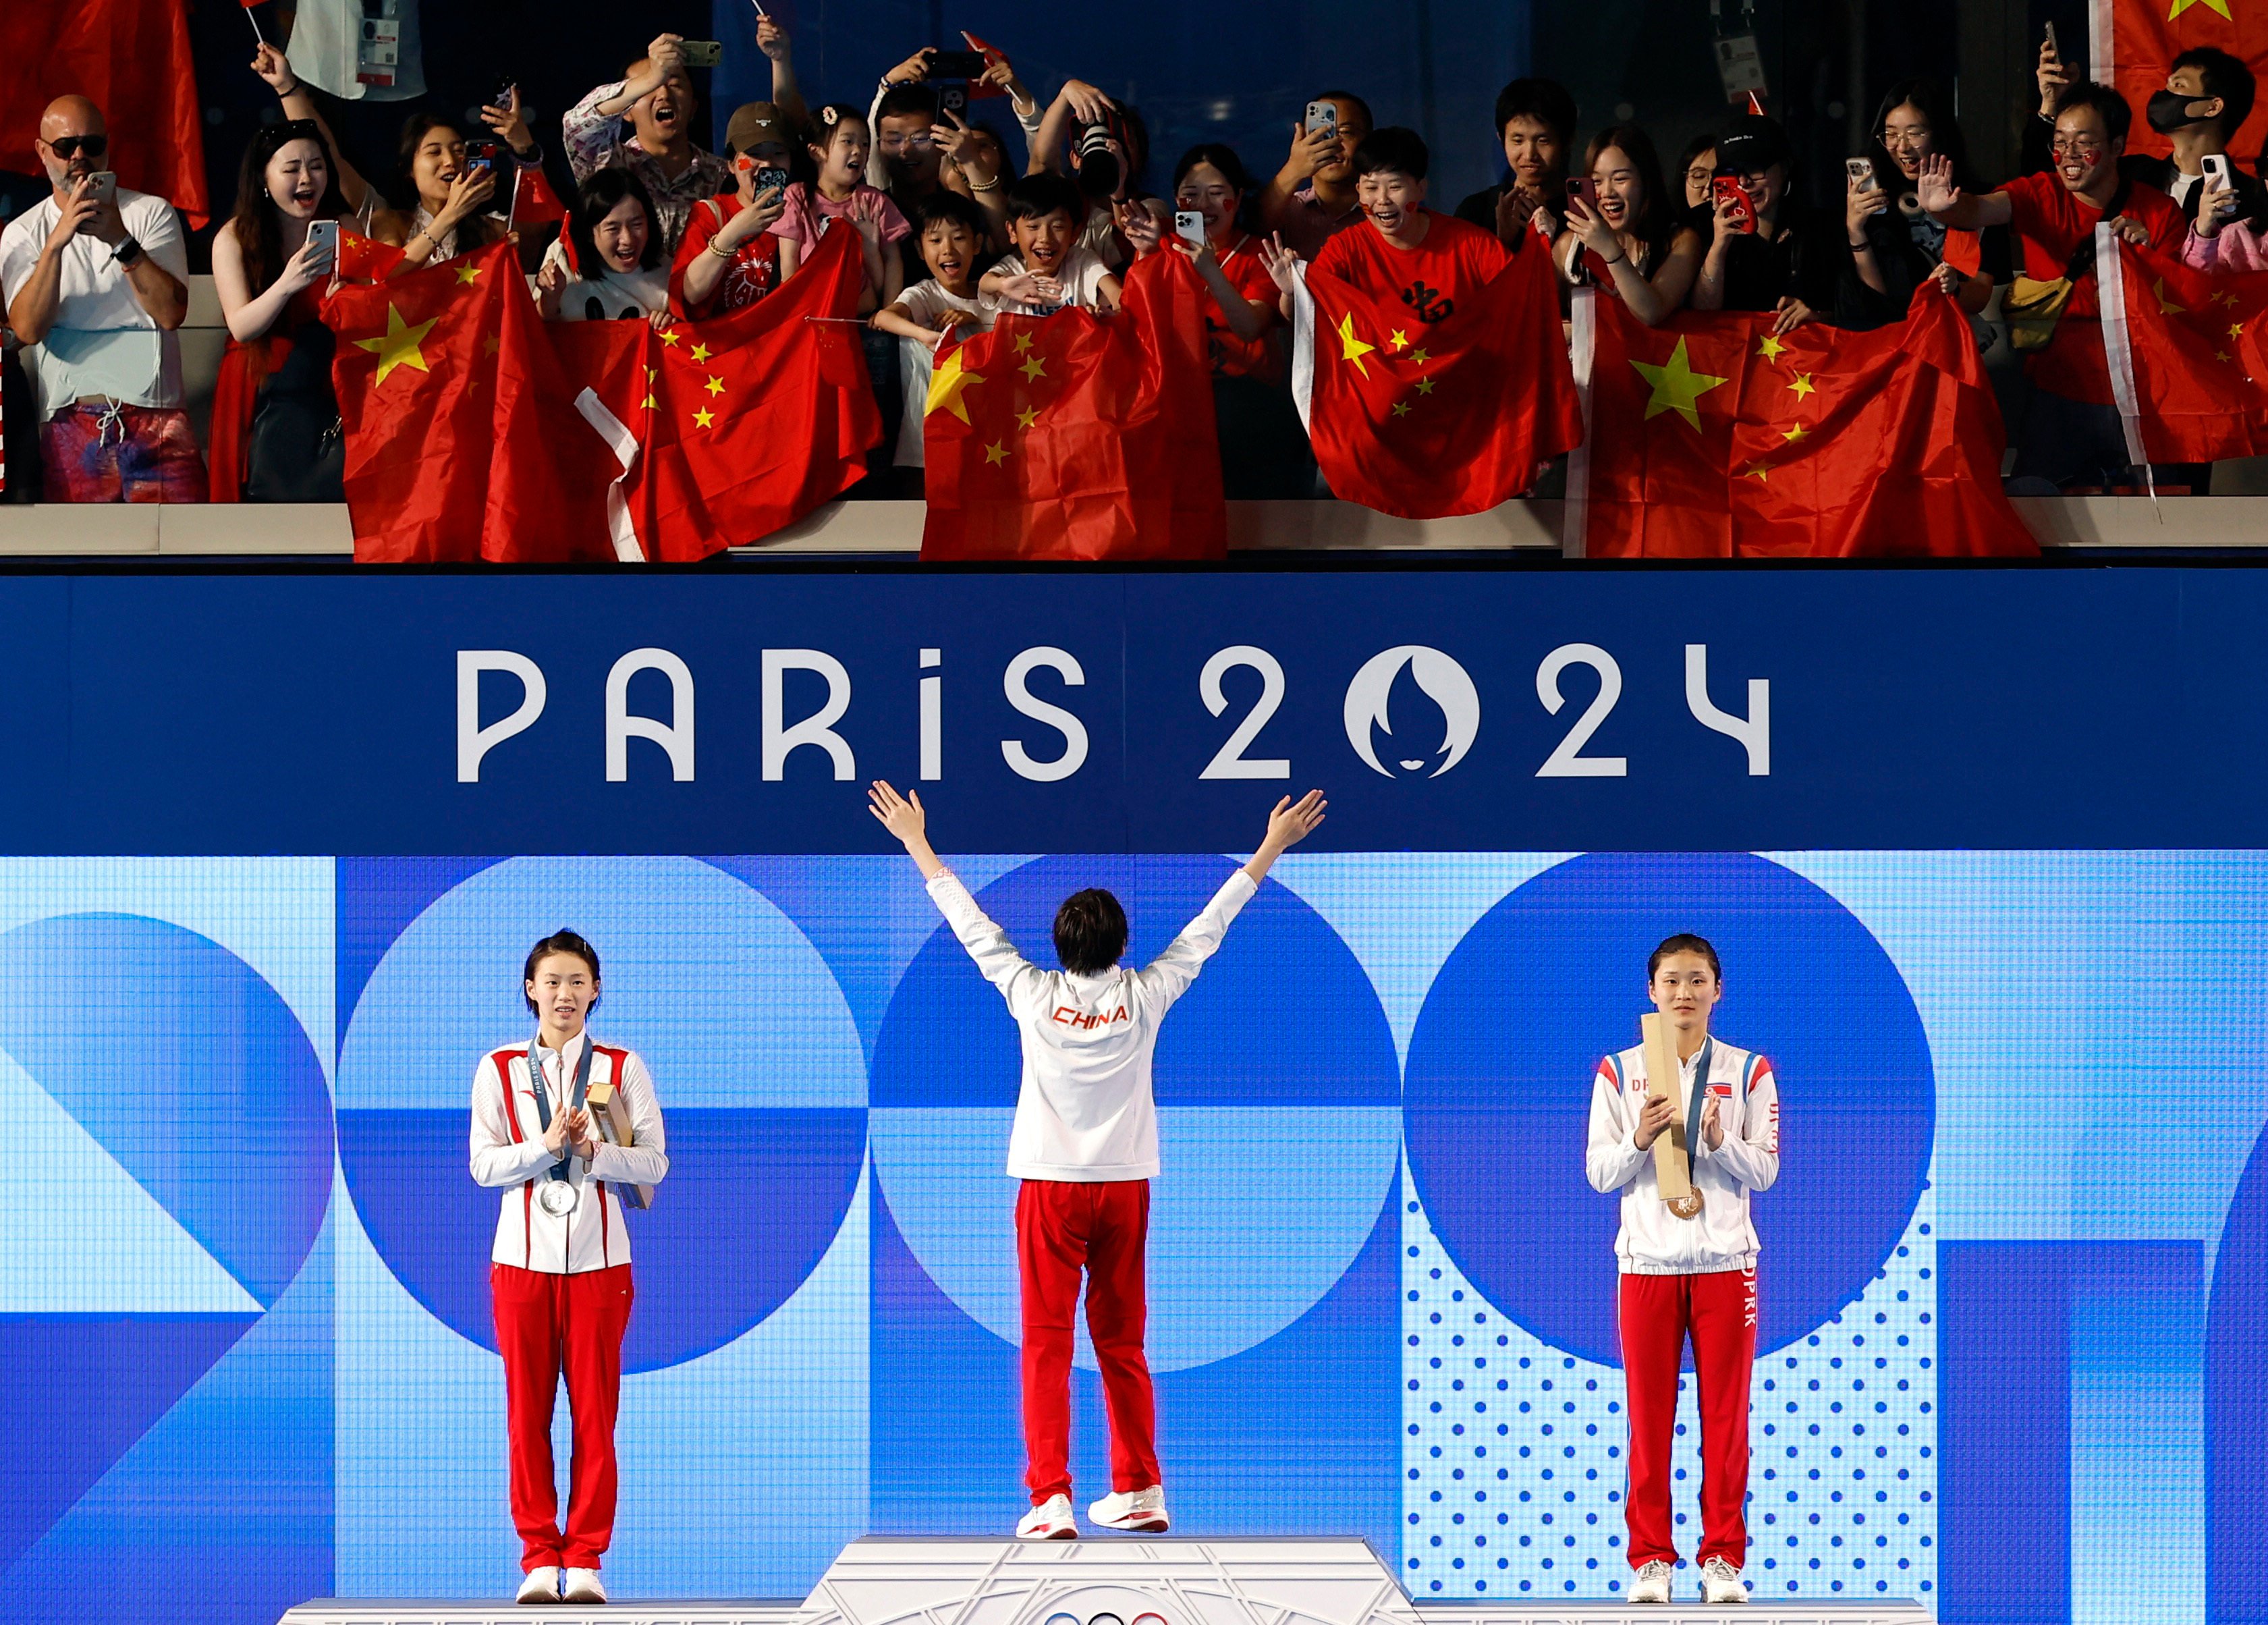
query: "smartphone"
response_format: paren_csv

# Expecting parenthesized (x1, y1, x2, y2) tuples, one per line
(1564, 177, 1595, 209)
(306, 218, 339, 267)
(2044, 20, 2059, 59)
(87, 171, 117, 209)
(680, 39, 725, 68)
(1711, 175, 1756, 232)
(754, 165, 790, 194)
(1845, 155, 1879, 194)
(1305, 100, 1338, 138)
(1174, 209, 1207, 248)
(928, 49, 989, 79)
(2203, 153, 2236, 190)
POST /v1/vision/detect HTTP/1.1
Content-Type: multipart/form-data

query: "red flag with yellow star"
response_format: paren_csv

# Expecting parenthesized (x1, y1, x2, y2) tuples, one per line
(325, 243, 520, 563)
(2108, 0, 2268, 165)
(2105, 237, 2268, 465)
(1288, 239, 1578, 518)
(628, 223, 880, 560)
(1574, 284, 2037, 557)
(920, 251, 1223, 560)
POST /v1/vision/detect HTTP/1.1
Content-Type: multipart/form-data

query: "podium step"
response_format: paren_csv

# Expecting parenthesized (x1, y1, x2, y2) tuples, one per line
(279, 1538, 1927, 1625)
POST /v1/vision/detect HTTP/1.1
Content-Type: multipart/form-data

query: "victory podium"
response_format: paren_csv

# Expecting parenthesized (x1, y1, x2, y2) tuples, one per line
(277, 1537, 1929, 1625)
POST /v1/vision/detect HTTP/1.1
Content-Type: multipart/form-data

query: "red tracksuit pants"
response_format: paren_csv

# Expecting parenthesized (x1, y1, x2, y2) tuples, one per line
(493, 1262, 635, 1572)
(1618, 1267, 1757, 1570)
(1017, 1178, 1159, 1504)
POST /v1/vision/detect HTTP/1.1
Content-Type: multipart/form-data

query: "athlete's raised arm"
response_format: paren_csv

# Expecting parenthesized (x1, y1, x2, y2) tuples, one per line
(869, 779, 947, 880)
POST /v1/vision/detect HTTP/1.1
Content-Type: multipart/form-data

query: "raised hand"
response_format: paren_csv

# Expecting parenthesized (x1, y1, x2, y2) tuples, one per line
(1914, 153, 1959, 217)
(1261, 789, 1327, 852)
(868, 779, 930, 846)
(1060, 78, 1115, 126)
(997, 271, 1063, 306)
(1116, 201, 1163, 256)
(1285, 121, 1336, 182)
(252, 42, 298, 96)
(45, 177, 99, 252)
(2037, 34, 2070, 121)
(756, 14, 792, 61)
(885, 47, 937, 86)
(480, 86, 536, 158)
(1259, 231, 1301, 294)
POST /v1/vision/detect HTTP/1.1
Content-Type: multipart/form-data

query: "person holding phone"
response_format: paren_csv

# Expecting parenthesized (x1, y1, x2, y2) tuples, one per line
(1555, 123, 1704, 325)
(671, 102, 794, 319)
(2028, 34, 2255, 222)
(0, 95, 202, 503)
(1844, 80, 2005, 328)
(564, 33, 736, 255)
(1258, 90, 1373, 258)
(208, 118, 351, 503)
(1690, 113, 1850, 336)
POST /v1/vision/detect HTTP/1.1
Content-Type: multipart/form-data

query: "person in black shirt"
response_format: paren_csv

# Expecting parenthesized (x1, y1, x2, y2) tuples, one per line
(1454, 78, 1577, 252)
(1690, 114, 1850, 334)
(1844, 80, 2008, 329)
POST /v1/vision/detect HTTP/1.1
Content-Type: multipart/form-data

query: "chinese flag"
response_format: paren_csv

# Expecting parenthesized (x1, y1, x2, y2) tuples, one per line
(2109, 0, 2268, 163)
(326, 245, 518, 563)
(628, 223, 881, 560)
(337, 228, 406, 283)
(1577, 285, 2037, 557)
(0, 0, 208, 225)
(1291, 242, 1580, 518)
(511, 165, 570, 229)
(2108, 237, 2268, 464)
(922, 250, 1224, 560)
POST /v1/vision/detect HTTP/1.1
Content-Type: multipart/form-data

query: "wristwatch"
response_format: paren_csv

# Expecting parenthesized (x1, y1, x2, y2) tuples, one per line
(111, 236, 144, 269)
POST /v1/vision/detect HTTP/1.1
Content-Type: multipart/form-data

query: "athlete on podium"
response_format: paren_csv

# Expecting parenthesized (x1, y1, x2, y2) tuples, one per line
(470, 931, 669, 1605)
(1585, 935, 1780, 1606)
(870, 781, 1327, 1541)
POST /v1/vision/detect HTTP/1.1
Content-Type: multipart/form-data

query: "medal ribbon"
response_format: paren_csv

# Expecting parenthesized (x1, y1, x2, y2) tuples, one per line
(527, 1035, 597, 1183)
(1682, 1037, 1715, 1180)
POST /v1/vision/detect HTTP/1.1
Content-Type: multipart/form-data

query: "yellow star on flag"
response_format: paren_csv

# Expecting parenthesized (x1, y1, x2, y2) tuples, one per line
(456, 263, 482, 285)
(1013, 331, 1034, 352)
(642, 392, 658, 409)
(1337, 312, 1377, 377)
(481, 333, 500, 357)
(1388, 329, 1410, 350)
(703, 375, 725, 396)
(2219, 349, 2235, 362)
(1020, 354, 1047, 381)
(1756, 334, 1786, 360)
(2154, 279, 2185, 315)
(2232, 322, 2248, 339)
(1630, 336, 1729, 431)
(352, 303, 439, 387)
(1410, 348, 1431, 364)
(693, 407, 716, 429)
(691, 342, 713, 362)
(1787, 373, 1817, 399)
(1391, 401, 1412, 417)
(925, 346, 985, 421)
(2218, 290, 2243, 308)
(1416, 377, 1436, 395)
(1015, 406, 1040, 429)
(1782, 421, 1808, 443)
(2169, 0, 2232, 18)
(1745, 462, 1770, 482)
(983, 440, 1009, 465)
(660, 328, 682, 346)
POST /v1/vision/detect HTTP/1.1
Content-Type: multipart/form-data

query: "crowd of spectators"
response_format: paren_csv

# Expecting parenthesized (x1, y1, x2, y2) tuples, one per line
(2, 23, 2263, 507)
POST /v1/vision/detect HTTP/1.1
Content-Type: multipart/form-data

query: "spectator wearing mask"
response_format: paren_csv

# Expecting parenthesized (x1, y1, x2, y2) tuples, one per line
(1691, 115, 1850, 335)
(565, 33, 736, 256)
(208, 119, 350, 503)
(1920, 82, 2185, 492)
(1124, 144, 1311, 498)
(1456, 78, 1578, 251)
(980, 171, 1122, 315)
(872, 190, 997, 482)
(1556, 123, 1704, 325)
(1846, 81, 2004, 327)
(0, 95, 200, 503)
(1257, 91, 1373, 260)
(2032, 37, 2255, 219)
(537, 170, 673, 327)
(671, 103, 793, 319)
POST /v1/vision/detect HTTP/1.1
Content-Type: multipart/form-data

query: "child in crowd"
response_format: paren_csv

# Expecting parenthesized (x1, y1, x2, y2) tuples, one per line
(776, 104, 908, 314)
(872, 190, 998, 474)
(537, 170, 673, 326)
(981, 173, 1122, 315)
(671, 102, 794, 319)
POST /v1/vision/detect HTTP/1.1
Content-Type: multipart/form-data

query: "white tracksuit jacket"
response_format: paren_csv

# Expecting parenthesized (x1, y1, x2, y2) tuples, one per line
(925, 866, 1257, 1180)
(1584, 1037, 1780, 1274)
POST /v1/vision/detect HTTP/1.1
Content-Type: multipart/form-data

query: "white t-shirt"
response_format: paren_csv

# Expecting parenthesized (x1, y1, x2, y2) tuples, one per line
(0, 188, 189, 418)
(892, 279, 995, 466)
(925, 866, 1256, 1180)
(989, 244, 1114, 316)
(539, 240, 669, 322)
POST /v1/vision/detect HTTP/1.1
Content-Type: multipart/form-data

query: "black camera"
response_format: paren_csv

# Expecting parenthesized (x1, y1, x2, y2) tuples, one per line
(1074, 120, 1120, 198)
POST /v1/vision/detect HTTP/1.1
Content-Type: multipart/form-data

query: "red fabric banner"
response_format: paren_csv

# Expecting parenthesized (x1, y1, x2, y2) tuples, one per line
(1578, 285, 2038, 558)
(0, 1, 209, 226)
(921, 251, 1224, 560)
(2109, 0, 2268, 163)
(2109, 238, 2268, 463)
(1294, 241, 1580, 519)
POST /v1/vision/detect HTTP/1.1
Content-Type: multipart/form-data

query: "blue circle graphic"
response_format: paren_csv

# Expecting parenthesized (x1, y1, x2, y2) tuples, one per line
(1402, 853, 1935, 1363)
(869, 854, 1400, 1370)
(337, 857, 867, 1373)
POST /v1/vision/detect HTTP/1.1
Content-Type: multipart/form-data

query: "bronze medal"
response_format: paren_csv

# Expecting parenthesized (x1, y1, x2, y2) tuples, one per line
(1666, 1188, 1704, 1221)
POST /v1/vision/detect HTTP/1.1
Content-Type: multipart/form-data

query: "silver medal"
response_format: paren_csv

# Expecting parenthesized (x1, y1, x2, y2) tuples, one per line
(536, 1179, 580, 1217)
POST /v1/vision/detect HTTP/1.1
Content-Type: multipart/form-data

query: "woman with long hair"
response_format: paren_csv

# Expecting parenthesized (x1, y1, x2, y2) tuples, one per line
(537, 169, 673, 325)
(1557, 123, 1705, 325)
(1847, 78, 2001, 322)
(372, 113, 514, 271)
(207, 119, 349, 501)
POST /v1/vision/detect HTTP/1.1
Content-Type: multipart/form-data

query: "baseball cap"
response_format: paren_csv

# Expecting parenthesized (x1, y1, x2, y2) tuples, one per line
(725, 102, 792, 157)
(1714, 114, 1792, 176)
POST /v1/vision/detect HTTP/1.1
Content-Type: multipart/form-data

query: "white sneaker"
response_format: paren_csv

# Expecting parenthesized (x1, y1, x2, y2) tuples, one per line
(1087, 1485, 1169, 1533)
(516, 1566, 561, 1605)
(1016, 1494, 1078, 1540)
(561, 1568, 607, 1604)
(1628, 1560, 1673, 1603)
(1700, 1555, 1748, 1605)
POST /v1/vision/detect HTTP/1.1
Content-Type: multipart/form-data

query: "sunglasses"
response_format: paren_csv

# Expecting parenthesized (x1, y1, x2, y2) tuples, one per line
(44, 134, 108, 161)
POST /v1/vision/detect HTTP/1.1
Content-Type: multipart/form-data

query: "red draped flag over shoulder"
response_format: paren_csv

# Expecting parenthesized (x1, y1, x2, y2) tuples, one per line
(0, 0, 208, 225)
(921, 251, 1223, 560)
(1572, 285, 2037, 557)
(2099, 233, 2268, 466)
(1288, 239, 1580, 518)
(2105, 0, 2268, 165)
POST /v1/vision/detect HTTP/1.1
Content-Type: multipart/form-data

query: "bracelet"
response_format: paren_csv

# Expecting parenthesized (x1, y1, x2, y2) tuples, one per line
(708, 237, 737, 258)
(968, 175, 1002, 192)
(277, 80, 302, 98)
(1849, 240, 1872, 251)
(1599, 250, 1626, 266)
